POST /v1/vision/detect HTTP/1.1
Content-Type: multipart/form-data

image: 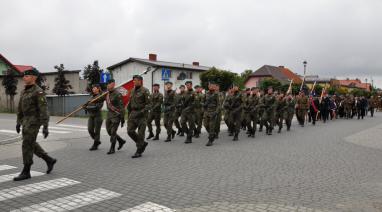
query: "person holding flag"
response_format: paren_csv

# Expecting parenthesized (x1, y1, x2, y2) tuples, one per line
(104, 79, 126, 155)
(84, 84, 104, 151)
(127, 75, 150, 158)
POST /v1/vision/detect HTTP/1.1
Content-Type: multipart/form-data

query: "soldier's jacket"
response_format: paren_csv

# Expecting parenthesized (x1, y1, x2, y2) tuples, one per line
(204, 91, 219, 113)
(263, 94, 276, 112)
(275, 97, 286, 113)
(149, 91, 163, 113)
(17, 84, 49, 128)
(163, 89, 176, 113)
(296, 96, 309, 110)
(369, 97, 379, 108)
(194, 92, 205, 110)
(243, 94, 257, 113)
(230, 91, 242, 114)
(175, 92, 185, 114)
(127, 86, 150, 119)
(283, 98, 296, 114)
(218, 92, 225, 110)
(104, 89, 125, 121)
(85, 94, 104, 117)
(181, 89, 195, 113)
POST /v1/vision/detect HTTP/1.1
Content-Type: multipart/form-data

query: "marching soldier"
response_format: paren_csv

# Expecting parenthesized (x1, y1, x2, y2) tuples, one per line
(215, 84, 224, 138)
(163, 82, 177, 142)
(295, 91, 309, 127)
(147, 84, 163, 141)
(127, 75, 150, 158)
(175, 85, 185, 136)
(283, 93, 295, 131)
(275, 93, 286, 133)
(250, 87, 260, 137)
(223, 88, 234, 136)
(242, 88, 252, 135)
(308, 95, 320, 125)
(194, 85, 204, 138)
(230, 84, 243, 141)
(258, 90, 265, 132)
(320, 93, 331, 123)
(369, 96, 378, 117)
(260, 86, 276, 135)
(84, 84, 104, 151)
(203, 81, 220, 146)
(104, 79, 126, 155)
(343, 95, 352, 119)
(14, 68, 57, 181)
(181, 81, 196, 143)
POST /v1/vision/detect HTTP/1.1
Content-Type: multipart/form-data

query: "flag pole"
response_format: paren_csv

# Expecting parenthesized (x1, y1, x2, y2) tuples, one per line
(56, 69, 150, 124)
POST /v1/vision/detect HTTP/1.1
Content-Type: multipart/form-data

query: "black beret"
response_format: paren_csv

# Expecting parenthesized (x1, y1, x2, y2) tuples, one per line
(133, 75, 143, 80)
(185, 81, 193, 85)
(23, 68, 39, 76)
(153, 83, 160, 87)
(194, 85, 201, 88)
(92, 84, 101, 88)
(179, 85, 185, 88)
(107, 79, 115, 84)
(251, 87, 258, 90)
(208, 81, 217, 85)
(165, 81, 173, 85)
(246, 88, 250, 91)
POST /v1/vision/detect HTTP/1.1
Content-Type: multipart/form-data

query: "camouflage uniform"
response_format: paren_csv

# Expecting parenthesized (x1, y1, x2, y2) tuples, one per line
(230, 91, 243, 140)
(275, 97, 286, 133)
(127, 85, 150, 158)
(163, 89, 176, 142)
(104, 89, 126, 154)
(260, 93, 276, 135)
(180, 88, 196, 143)
(85, 93, 104, 150)
(258, 94, 265, 132)
(243, 94, 258, 137)
(283, 97, 295, 131)
(295, 95, 309, 126)
(215, 91, 225, 138)
(174, 92, 184, 136)
(203, 90, 220, 146)
(194, 91, 205, 138)
(147, 91, 163, 140)
(223, 92, 233, 135)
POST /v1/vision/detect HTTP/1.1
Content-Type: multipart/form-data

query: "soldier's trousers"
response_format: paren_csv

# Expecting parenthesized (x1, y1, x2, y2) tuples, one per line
(231, 111, 242, 134)
(244, 111, 257, 133)
(262, 110, 275, 130)
(321, 109, 329, 123)
(274, 111, 283, 130)
(284, 112, 294, 129)
(147, 112, 161, 135)
(309, 110, 318, 124)
(106, 118, 124, 145)
(224, 111, 233, 132)
(215, 110, 222, 135)
(203, 112, 217, 139)
(164, 112, 175, 137)
(88, 115, 103, 142)
(174, 110, 182, 130)
(127, 113, 147, 149)
(370, 107, 375, 117)
(194, 108, 203, 134)
(22, 126, 47, 165)
(181, 110, 195, 137)
(296, 109, 307, 125)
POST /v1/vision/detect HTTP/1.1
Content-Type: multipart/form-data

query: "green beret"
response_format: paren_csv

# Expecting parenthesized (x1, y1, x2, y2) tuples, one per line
(194, 85, 201, 89)
(107, 79, 115, 84)
(23, 68, 39, 76)
(179, 85, 185, 88)
(208, 81, 217, 85)
(92, 84, 101, 88)
(165, 81, 173, 85)
(133, 75, 143, 80)
(153, 83, 160, 87)
(185, 81, 192, 85)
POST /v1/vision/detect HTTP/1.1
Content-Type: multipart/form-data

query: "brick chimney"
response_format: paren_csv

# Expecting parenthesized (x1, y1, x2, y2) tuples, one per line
(192, 62, 199, 66)
(149, 53, 157, 61)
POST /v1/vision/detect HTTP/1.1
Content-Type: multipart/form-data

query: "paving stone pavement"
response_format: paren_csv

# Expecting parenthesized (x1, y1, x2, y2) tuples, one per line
(0, 113, 382, 211)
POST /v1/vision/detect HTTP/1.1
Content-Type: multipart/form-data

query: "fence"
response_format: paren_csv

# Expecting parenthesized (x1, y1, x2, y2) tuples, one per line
(46, 94, 90, 117)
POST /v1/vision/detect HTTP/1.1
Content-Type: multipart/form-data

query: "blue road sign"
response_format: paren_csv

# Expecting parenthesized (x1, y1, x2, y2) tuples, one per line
(100, 71, 111, 83)
(162, 68, 171, 81)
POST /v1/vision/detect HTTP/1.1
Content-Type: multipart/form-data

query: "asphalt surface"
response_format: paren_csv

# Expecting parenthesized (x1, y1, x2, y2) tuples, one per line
(0, 112, 382, 212)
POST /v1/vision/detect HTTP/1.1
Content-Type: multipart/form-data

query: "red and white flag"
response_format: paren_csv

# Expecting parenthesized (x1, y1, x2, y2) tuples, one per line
(116, 80, 135, 107)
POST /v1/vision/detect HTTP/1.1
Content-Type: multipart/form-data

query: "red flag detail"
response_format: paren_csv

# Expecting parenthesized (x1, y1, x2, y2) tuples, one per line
(117, 80, 135, 107)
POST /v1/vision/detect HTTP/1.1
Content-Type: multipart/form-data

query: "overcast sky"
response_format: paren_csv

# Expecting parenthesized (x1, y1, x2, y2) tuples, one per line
(1, 0, 381, 87)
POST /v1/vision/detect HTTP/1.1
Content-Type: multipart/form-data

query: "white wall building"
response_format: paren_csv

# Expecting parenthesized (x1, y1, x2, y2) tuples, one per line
(107, 54, 211, 93)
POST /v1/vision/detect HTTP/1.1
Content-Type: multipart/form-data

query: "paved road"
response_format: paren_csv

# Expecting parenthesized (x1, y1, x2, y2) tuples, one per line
(0, 113, 382, 212)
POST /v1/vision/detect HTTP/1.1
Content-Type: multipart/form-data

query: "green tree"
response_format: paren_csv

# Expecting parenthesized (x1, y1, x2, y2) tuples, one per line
(83, 60, 104, 92)
(53, 64, 72, 96)
(36, 71, 48, 91)
(1, 69, 18, 112)
(200, 67, 238, 91)
(259, 78, 282, 91)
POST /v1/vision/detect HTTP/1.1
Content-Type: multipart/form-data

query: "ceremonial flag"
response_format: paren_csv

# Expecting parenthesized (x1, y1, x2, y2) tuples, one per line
(117, 80, 135, 107)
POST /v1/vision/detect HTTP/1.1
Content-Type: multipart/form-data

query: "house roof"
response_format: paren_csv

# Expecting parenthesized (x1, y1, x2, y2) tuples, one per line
(339, 79, 371, 91)
(247, 65, 301, 83)
(0, 53, 34, 74)
(107, 57, 211, 72)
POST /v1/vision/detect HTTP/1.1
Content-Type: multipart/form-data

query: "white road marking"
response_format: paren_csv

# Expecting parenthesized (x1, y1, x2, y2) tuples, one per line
(0, 171, 44, 183)
(39, 130, 70, 134)
(0, 178, 80, 202)
(58, 124, 106, 131)
(11, 188, 121, 212)
(0, 165, 16, 171)
(121, 202, 175, 212)
(0, 129, 18, 134)
(49, 126, 88, 132)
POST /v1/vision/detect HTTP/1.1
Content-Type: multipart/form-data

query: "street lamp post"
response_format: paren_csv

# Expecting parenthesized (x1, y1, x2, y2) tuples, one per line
(300, 60, 307, 91)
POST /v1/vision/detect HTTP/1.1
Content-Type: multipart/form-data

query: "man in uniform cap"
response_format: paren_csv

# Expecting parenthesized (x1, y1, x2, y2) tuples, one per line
(295, 90, 309, 126)
(14, 68, 57, 181)
(146, 83, 163, 140)
(174, 85, 186, 136)
(84, 84, 104, 150)
(127, 75, 150, 158)
(229, 83, 243, 141)
(163, 81, 177, 142)
(181, 81, 196, 143)
(193, 85, 204, 138)
(103, 78, 126, 154)
(203, 81, 220, 146)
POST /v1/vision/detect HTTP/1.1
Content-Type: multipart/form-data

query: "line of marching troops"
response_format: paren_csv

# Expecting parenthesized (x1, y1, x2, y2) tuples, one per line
(84, 75, 382, 158)
(13, 69, 382, 181)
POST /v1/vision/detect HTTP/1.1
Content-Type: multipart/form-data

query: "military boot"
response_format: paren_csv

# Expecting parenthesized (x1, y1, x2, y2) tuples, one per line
(42, 155, 57, 174)
(107, 142, 116, 155)
(146, 132, 154, 139)
(89, 141, 101, 151)
(228, 131, 233, 136)
(165, 135, 171, 142)
(179, 131, 185, 137)
(172, 130, 176, 139)
(268, 129, 273, 135)
(185, 134, 192, 144)
(153, 133, 159, 141)
(13, 164, 32, 181)
(206, 137, 214, 146)
(117, 138, 126, 150)
(233, 133, 239, 141)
